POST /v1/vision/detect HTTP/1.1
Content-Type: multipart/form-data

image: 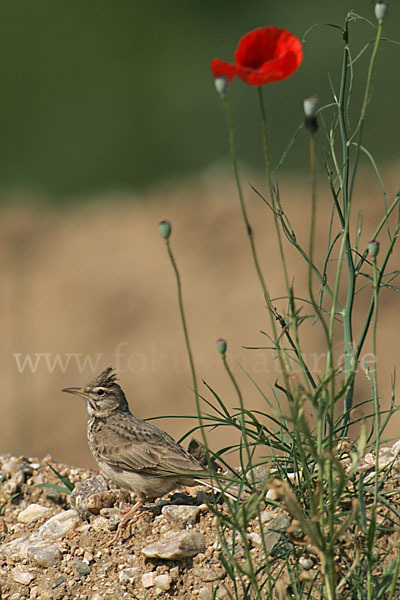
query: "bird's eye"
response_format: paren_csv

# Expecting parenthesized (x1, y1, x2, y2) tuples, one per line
(96, 389, 105, 396)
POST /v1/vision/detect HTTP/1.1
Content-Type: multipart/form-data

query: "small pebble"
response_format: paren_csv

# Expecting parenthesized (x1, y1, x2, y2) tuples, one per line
(119, 566, 139, 584)
(69, 475, 109, 518)
(193, 567, 224, 582)
(2, 478, 19, 495)
(107, 513, 123, 531)
(248, 532, 262, 546)
(169, 566, 179, 579)
(2, 458, 19, 474)
(199, 586, 212, 600)
(260, 510, 275, 524)
(52, 576, 66, 589)
(299, 557, 314, 570)
(75, 558, 91, 576)
(100, 507, 122, 518)
(266, 488, 279, 501)
(18, 504, 53, 524)
(142, 531, 206, 560)
(154, 573, 172, 591)
(99, 562, 113, 574)
(12, 565, 35, 585)
(83, 550, 94, 564)
(391, 439, 400, 455)
(36, 509, 80, 540)
(161, 505, 200, 529)
(29, 585, 40, 599)
(27, 543, 61, 567)
(268, 514, 290, 531)
(142, 571, 155, 588)
(91, 516, 109, 531)
(249, 465, 269, 491)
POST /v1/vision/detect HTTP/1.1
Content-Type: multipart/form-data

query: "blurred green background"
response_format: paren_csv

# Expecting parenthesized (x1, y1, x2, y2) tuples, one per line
(0, 0, 398, 200)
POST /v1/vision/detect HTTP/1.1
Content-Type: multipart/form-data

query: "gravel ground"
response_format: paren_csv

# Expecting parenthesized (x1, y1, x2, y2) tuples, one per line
(0, 443, 400, 600)
(0, 454, 287, 600)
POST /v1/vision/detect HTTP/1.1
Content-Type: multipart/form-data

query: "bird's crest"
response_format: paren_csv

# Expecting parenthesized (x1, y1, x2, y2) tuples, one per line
(89, 367, 118, 389)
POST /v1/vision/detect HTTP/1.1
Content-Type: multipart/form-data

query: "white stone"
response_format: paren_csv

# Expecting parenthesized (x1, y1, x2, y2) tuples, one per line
(391, 440, 400, 455)
(378, 455, 393, 468)
(299, 557, 314, 569)
(142, 571, 155, 588)
(364, 470, 376, 482)
(247, 532, 262, 546)
(161, 505, 200, 528)
(141, 531, 206, 560)
(199, 587, 212, 600)
(154, 574, 172, 591)
(26, 543, 61, 567)
(266, 488, 279, 501)
(18, 504, 53, 524)
(12, 565, 35, 585)
(364, 452, 374, 465)
(91, 516, 109, 531)
(2, 458, 19, 474)
(83, 550, 94, 564)
(119, 567, 139, 584)
(260, 510, 275, 524)
(36, 509, 80, 540)
(29, 586, 40, 599)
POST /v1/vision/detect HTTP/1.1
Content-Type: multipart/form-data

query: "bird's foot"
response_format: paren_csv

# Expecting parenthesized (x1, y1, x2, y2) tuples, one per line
(104, 500, 144, 547)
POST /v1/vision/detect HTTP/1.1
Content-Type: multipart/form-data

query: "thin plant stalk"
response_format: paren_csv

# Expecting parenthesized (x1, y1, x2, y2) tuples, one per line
(342, 17, 384, 424)
(366, 252, 380, 600)
(220, 96, 291, 386)
(308, 125, 338, 569)
(221, 97, 270, 303)
(219, 348, 253, 481)
(337, 18, 356, 429)
(308, 129, 330, 346)
(356, 219, 400, 361)
(257, 86, 290, 294)
(162, 237, 208, 452)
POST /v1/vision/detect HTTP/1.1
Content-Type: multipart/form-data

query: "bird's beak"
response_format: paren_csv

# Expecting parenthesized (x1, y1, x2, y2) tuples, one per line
(62, 386, 89, 399)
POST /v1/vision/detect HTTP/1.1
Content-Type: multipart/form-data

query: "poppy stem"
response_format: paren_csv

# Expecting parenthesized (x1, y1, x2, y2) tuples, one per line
(220, 96, 291, 384)
(161, 235, 209, 455)
(257, 87, 290, 297)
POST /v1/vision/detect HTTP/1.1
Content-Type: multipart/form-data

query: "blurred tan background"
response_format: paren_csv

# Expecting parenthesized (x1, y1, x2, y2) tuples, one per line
(0, 1, 399, 469)
(1, 167, 399, 469)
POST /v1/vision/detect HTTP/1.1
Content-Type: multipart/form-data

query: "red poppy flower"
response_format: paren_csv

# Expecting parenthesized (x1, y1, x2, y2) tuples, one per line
(210, 27, 302, 86)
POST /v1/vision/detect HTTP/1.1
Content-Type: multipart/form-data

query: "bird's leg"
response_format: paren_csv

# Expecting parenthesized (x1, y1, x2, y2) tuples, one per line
(105, 500, 144, 547)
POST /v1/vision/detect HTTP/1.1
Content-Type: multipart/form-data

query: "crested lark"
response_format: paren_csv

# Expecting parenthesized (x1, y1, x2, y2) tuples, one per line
(62, 367, 210, 544)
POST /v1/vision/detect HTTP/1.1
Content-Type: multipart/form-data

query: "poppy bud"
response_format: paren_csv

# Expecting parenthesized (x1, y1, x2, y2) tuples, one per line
(303, 96, 319, 118)
(303, 96, 319, 133)
(368, 240, 380, 258)
(158, 220, 172, 240)
(216, 338, 227, 355)
(214, 76, 229, 98)
(375, 1, 389, 22)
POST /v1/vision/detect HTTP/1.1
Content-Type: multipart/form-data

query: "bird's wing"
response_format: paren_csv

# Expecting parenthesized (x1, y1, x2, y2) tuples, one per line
(92, 415, 207, 478)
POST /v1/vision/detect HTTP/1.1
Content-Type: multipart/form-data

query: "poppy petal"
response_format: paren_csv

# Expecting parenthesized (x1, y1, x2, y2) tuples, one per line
(234, 27, 302, 86)
(210, 58, 237, 83)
